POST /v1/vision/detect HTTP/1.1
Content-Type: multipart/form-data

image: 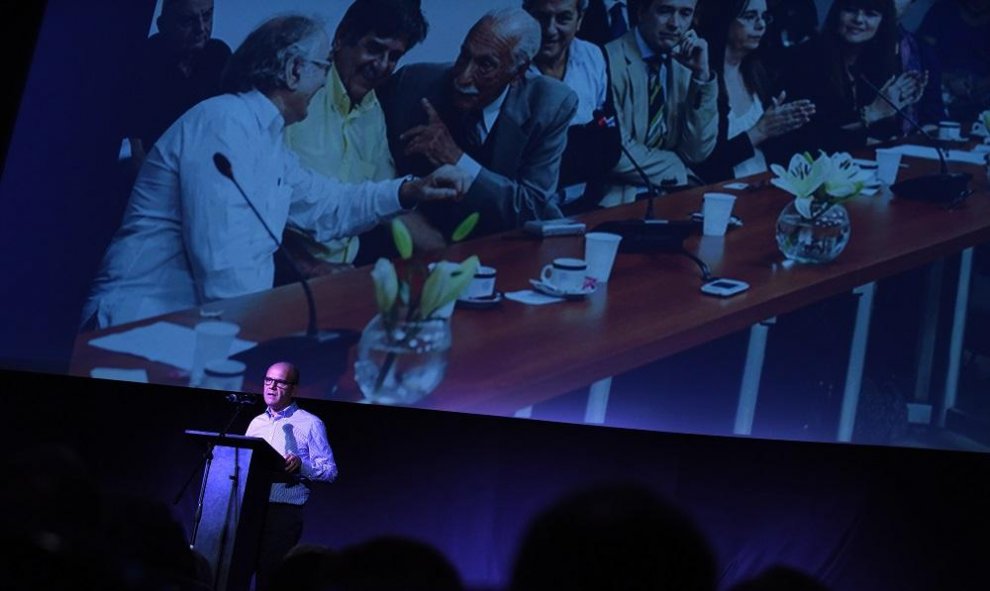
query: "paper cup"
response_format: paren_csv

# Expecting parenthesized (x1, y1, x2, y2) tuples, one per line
(702, 193, 736, 237)
(875, 149, 902, 185)
(190, 321, 240, 386)
(584, 232, 623, 283)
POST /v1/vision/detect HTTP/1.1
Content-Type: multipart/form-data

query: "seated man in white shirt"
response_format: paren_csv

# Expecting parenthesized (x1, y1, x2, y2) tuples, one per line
(525, 0, 622, 213)
(82, 15, 468, 329)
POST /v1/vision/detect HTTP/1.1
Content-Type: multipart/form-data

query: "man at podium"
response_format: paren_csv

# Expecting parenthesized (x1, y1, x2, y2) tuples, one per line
(245, 361, 338, 590)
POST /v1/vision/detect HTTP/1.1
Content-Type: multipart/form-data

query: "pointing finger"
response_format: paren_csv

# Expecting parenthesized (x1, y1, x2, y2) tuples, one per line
(422, 98, 441, 125)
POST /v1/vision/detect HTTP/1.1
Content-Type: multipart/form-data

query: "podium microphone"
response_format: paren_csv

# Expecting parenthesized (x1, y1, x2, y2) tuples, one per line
(212, 153, 358, 392)
(590, 110, 696, 253)
(857, 74, 971, 203)
(225, 392, 260, 405)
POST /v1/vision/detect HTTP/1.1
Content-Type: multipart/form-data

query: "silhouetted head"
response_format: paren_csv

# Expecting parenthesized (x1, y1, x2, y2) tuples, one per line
(509, 484, 717, 591)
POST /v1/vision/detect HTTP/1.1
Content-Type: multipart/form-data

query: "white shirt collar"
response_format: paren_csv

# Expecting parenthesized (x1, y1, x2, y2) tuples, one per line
(266, 401, 298, 419)
(635, 28, 663, 63)
(242, 89, 286, 137)
(479, 84, 510, 135)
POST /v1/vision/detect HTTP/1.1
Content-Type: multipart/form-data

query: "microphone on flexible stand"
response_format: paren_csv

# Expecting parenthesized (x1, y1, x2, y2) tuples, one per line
(212, 153, 358, 394)
(857, 74, 971, 203)
(225, 392, 261, 405)
(589, 110, 696, 253)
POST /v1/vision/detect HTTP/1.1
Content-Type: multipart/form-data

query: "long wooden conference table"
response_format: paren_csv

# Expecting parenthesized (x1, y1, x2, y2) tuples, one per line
(71, 143, 990, 439)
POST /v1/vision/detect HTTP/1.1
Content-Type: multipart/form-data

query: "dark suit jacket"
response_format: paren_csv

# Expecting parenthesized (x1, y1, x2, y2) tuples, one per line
(578, 0, 637, 47)
(379, 63, 578, 237)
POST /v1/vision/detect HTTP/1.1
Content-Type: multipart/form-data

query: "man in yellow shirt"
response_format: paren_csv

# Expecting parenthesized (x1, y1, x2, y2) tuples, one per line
(283, 0, 428, 272)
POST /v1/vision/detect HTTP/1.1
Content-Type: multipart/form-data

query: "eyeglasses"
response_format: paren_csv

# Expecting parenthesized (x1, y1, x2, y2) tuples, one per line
(264, 377, 296, 390)
(737, 11, 774, 25)
(307, 57, 332, 73)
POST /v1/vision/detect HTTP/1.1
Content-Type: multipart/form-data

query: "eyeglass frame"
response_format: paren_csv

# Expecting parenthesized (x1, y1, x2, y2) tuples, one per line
(306, 57, 332, 73)
(264, 376, 297, 390)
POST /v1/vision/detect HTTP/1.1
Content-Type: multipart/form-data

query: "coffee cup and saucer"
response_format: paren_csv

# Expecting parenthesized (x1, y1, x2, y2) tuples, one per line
(530, 258, 598, 299)
(456, 265, 504, 309)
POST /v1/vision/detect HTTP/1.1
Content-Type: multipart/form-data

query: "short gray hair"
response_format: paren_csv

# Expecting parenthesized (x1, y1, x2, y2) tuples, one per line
(222, 15, 325, 94)
(522, 0, 590, 14)
(478, 8, 542, 70)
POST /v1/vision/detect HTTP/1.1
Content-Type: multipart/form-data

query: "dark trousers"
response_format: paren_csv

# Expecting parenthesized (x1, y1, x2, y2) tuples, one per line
(254, 502, 304, 591)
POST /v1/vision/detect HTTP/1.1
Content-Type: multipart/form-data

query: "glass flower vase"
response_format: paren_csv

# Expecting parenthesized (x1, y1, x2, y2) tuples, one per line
(775, 201, 851, 264)
(354, 314, 451, 405)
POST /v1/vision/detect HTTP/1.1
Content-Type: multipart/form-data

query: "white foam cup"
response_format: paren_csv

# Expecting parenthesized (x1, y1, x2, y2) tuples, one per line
(875, 149, 902, 185)
(702, 193, 736, 237)
(190, 321, 240, 386)
(584, 232, 623, 283)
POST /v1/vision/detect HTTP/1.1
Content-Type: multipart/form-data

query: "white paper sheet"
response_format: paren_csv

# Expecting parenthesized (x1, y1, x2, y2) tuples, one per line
(504, 290, 564, 305)
(90, 367, 149, 383)
(87, 321, 257, 370)
(884, 144, 986, 165)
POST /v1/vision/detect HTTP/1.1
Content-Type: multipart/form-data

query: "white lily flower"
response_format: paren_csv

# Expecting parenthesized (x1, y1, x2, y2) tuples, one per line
(370, 258, 399, 314)
(419, 256, 480, 320)
(823, 152, 866, 198)
(770, 153, 829, 200)
(772, 151, 870, 219)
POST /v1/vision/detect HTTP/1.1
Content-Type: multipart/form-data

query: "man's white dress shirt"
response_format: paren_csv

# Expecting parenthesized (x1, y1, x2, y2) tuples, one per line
(246, 402, 337, 505)
(83, 90, 406, 328)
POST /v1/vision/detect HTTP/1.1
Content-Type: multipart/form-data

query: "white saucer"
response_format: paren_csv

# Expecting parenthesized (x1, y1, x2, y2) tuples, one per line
(456, 291, 504, 309)
(529, 278, 597, 299)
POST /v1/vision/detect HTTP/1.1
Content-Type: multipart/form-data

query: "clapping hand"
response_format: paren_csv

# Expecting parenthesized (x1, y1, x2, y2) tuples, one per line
(748, 91, 816, 146)
(873, 70, 928, 118)
(400, 98, 464, 166)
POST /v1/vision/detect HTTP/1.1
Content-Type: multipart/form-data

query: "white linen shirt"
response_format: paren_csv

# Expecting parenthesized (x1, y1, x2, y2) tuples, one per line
(83, 90, 406, 328)
(529, 37, 608, 126)
(245, 402, 337, 505)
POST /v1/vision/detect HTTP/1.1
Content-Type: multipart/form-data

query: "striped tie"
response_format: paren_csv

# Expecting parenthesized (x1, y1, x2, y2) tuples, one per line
(646, 55, 667, 143)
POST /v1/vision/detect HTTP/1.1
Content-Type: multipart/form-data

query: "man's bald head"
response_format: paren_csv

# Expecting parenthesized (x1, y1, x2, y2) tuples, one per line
(475, 8, 542, 70)
(450, 8, 541, 112)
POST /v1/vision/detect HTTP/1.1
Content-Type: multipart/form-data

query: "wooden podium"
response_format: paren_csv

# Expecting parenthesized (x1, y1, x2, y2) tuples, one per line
(185, 430, 287, 591)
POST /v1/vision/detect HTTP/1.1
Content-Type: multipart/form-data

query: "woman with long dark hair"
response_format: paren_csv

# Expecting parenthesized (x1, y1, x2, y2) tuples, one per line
(780, 0, 927, 153)
(695, 0, 815, 183)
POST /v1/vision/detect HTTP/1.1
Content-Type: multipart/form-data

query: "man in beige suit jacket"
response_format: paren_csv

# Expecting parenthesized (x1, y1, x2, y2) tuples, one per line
(601, 0, 718, 206)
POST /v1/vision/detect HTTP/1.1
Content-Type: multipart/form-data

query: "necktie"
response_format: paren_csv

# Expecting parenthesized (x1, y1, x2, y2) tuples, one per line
(464, 112, 485, 149)
(608, 2, 628, 41)
(646, 55, 667, 142)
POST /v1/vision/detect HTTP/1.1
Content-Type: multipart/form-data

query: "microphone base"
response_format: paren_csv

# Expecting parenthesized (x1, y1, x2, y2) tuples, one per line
(230, 329, 360, 396)
(891, 172, 972, 204)
(592, 219, 696, 253)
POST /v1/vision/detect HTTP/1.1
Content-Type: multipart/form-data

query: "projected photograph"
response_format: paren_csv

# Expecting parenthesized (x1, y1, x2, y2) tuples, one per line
(3, 0, 990, 450)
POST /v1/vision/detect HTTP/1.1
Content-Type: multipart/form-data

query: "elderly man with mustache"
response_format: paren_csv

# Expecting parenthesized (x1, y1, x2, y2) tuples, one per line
(379, 7, 579, 241)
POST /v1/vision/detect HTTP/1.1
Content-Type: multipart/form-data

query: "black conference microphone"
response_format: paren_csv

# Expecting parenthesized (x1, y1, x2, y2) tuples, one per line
(590, 110, 696, 253)
(212, 153, 359, 394)
(857, 73, 971, 203)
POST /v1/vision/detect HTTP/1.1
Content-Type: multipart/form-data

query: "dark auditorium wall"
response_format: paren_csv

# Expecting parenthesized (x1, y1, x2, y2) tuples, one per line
(1, 0, 157, 372)
(6, 368, 990, 590)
